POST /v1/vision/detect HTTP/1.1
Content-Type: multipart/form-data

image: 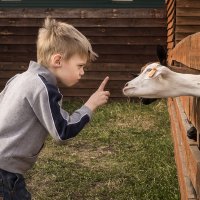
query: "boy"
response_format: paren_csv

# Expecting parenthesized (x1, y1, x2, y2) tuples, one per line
(0, 17, 110, 199)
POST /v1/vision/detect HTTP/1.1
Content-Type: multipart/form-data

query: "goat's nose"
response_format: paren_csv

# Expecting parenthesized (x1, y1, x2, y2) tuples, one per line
(124, 82, 129, 87)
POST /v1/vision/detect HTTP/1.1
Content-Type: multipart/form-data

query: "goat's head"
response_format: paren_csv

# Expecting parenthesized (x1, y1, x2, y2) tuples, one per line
(125, 45, 168, 103)
(123, 62, 172, 98)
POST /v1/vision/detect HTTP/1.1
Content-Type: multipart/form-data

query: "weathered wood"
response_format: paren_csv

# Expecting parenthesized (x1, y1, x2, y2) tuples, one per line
(176, 17, 200, 26)
(0, 35, 167, 45)
(176, 0, 200, 8)
(0, 70, 134, 81)
(48, 88, 124, 98)
(176, 26, 200, 34)
(0, 7, 166, 99)
(174, 98, 200, 195)
(169, 65, 200, 75)
(169, 32, 200, 69)
(0, 62, 144, 72)
(166, 1, 200, 199)
(175, 32, 197, 42)
(177, 8, 200, 17)
(0, 27, 167, 37)
(0, 53, 158, 63)
(0, 8, 166, 19)
(0, 44, 162, 55)
(168, 98, 197, 200)
(0, 18, 166, 28)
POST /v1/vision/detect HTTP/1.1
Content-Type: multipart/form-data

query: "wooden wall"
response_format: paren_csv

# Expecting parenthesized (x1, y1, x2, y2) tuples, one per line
(0, 8, 166, 99)
(166, 0, 200, 199)
(167, 0, 200, 59)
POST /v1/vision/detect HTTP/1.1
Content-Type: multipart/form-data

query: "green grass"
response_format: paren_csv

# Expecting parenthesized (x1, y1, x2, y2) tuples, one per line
(26, 99, 180, 200)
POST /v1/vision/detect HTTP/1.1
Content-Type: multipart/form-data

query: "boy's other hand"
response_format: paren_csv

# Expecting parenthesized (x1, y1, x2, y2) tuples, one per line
(85, 76, 110, 111)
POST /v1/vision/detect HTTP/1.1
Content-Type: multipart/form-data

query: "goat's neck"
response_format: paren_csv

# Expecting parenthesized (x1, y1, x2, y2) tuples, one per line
(169, 71, 200, 97)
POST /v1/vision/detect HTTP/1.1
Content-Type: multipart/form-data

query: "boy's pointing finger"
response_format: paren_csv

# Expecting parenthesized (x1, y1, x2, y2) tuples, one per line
(98, 76, 109, 91)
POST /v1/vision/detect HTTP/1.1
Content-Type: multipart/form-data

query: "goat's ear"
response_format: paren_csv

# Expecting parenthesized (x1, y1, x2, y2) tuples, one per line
(146, 66, 168, 79)
(156, 45, 167, 66)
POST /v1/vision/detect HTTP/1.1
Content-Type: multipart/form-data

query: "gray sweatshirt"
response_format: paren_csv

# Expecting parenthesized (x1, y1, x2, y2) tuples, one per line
(0, 61, 92, 174)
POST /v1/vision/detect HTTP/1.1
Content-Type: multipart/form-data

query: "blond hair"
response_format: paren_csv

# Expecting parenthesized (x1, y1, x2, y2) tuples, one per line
(37, 17, 97, 67)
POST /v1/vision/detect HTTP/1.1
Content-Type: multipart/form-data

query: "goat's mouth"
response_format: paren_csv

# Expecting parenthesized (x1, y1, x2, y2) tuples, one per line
(123, 87, 135, 96)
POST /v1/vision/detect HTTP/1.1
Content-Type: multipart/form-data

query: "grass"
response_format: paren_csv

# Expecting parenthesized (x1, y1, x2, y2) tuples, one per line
(26, 99, 180, 200)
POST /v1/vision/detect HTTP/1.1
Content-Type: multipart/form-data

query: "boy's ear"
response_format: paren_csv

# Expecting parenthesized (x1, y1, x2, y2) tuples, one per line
(51, 54, 62, 68)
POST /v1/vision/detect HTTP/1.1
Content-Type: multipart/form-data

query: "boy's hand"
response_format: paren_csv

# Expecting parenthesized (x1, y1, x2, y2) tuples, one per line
(85, 76, 110, 111)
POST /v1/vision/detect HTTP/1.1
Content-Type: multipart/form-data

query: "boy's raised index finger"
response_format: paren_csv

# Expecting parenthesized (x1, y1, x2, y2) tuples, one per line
(98, 76, 109, 91)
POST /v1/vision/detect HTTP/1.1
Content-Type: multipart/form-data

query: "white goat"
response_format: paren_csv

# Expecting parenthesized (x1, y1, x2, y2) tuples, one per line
(123, 62, 200, 98)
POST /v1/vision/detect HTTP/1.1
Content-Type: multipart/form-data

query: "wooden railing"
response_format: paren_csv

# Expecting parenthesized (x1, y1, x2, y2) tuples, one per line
(168, 32, 200, 200)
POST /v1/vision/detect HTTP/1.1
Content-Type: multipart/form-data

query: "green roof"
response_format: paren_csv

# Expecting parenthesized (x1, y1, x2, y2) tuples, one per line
(0, 0, 165, 8)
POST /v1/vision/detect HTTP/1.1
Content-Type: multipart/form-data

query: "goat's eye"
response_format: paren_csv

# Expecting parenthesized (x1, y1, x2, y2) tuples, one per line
(146, 68, 152, 72)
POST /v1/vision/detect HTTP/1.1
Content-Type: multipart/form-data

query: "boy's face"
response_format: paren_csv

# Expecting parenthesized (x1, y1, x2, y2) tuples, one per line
(55, 54, 87, 87)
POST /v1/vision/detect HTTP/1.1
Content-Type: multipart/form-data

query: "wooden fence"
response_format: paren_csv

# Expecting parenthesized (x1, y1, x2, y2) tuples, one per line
(166, 0, 200, 199)
(168, 32, 200, 200)
(0, 8, 166, 99)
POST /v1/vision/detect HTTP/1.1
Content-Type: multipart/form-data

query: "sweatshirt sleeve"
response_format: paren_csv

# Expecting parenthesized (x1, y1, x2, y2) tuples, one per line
(31, 75, 92, 143)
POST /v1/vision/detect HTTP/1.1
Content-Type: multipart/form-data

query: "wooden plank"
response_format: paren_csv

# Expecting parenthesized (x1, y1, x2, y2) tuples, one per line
(174, 98, 200, 197)
(170, 32, 200, 69)
(0, 62, 144, 72)
(168, 98, 197, 200)
(0, 78, 127, 89)
(0, 62, 29, 71)
(0, 35, 167, 45)
(0, 18, 167, 28)
(0, 86, 125, 98)
(0, 44, 164, 55)
(189, 145, 200, 197)
(0, 7, 166, 100)
(0, 53, 158, 63)
(82, 62, 148, 73)
(0, 27, 167, 37)
(176, 0, 200, 8)
(188, 97, 200, 149)
(169, 65, 200, 75)
(176, 33, 194, 42)
(0, 8, 166, 19)
(176, 17, 200, 26)
(177, 8, 200, 17)
(179, 96, 190, 118)
(0, 70, 135, 81)
(176, 26, 200, 34)
(53, 88, 125, 98)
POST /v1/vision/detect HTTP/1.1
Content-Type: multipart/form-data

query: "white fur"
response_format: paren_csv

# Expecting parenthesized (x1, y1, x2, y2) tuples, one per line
(123, 62, 200, 98)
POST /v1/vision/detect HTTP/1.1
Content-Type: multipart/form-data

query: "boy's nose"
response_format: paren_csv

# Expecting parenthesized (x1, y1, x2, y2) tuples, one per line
(80, 69, 84, 76)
